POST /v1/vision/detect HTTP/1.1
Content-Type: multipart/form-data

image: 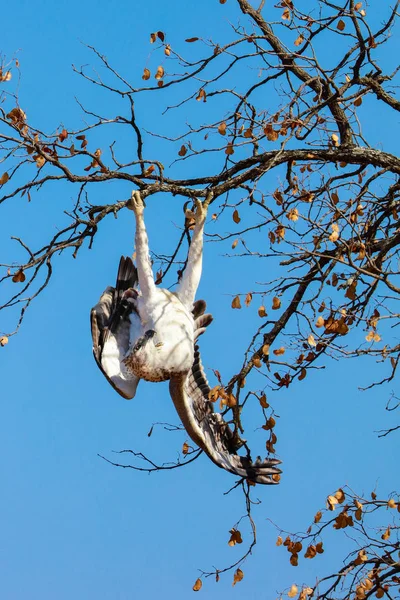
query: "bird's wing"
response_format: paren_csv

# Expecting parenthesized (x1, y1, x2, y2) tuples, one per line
(169, 307, 282, 485)
(91, 256, 140, 400)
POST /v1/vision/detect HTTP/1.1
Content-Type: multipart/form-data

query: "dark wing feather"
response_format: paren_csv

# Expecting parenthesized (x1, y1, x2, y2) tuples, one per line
(91, 256, 140, 400)
(169, 304, 282, 485)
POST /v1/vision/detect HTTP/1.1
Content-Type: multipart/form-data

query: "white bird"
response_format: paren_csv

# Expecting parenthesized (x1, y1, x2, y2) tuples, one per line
(91, 191, 281, 484)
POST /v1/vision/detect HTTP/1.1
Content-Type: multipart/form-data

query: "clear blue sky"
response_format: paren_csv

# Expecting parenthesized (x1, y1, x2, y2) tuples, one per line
(1, 1, 398, 599)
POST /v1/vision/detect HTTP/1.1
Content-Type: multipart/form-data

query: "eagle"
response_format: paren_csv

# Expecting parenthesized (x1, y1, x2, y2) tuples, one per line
(90, 191, 281, 484)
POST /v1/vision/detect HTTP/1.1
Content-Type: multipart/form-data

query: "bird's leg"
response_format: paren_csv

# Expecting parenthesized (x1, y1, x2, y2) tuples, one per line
(127, 191, 156, 300)
(176, 190, 213, 308)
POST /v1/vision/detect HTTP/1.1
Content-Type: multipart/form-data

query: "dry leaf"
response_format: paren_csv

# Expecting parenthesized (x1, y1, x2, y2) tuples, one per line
(258, 305, 267, 318)
(314, 511, 322, 523)
(178, 144, 187, 157)
(165, 44, 171, 56)
(365, 330, 381, 342)
(327, 495, 339, 510)
(331, 133, 339, 147)
(294, 35, 304, 46)
(273, 347, 285, 356)
(288, 584, 298, 598)
(245, 292, 252, 307)
(272, 296, 281, 310)
(231, 238, 239, 249)
(142, 68, 151, 81)
(233, 209, 241, 224)
(225, 142, 234, 155)
(218, 121, 227, 135)
(185, 37, 199, 42)
(231, 295, 241, 309)
(155, 66, 164, 80)
(287, 208, 299, 221)
(12, 269, 26, 283)
(232, 568, 244, 586)
(307, 334, 316, 347)
(58, 129, 68, 142)
(182, 442, 189, 455)
(143, 165, 155, 177)
(196, 88, 206, 102)
(0, 172, 9, 185)
(276, 535, 283, 546)
(337, 19, 345, 31)
(228, 528, 243, 546)
(0, 336, 9, 346)
(193, 578, 202, 591)
(298, 368, 307, 381)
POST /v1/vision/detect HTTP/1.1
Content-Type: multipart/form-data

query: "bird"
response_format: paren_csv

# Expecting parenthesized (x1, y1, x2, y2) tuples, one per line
(91, 190, 282, 484)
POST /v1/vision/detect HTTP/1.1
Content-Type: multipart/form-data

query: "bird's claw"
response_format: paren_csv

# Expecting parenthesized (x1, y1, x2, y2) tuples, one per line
(127, 190, 145, 215)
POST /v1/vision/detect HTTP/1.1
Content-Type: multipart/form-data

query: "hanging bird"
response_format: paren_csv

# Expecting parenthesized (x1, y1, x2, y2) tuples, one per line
(91, 191, 281, 484)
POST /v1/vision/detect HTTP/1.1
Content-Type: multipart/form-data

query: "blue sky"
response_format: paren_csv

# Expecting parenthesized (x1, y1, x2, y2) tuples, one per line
(0, 1, 399, 599)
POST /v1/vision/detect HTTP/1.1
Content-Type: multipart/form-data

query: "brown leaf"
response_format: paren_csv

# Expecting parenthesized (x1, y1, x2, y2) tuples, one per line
(315, 316, 324, 328)
(12, 269, 26, 283)
(276, 535, 283, 546)
(232, 209, 241, 224)
(178, 144, 187, 157)
(193, 578, 202, 592)
(143, 165, 155, 177)
(337, 19, 345, 31)
(157, 31, 165, 42)
(196, 88, 207, 102)
(0, 172, 9, 185)
(365, 330, 381, 343)
(298, 368, 307, 381)
(142, 68, 151, 81)
(182, 442, 189, 455)
(231, 238, 239, 249)
(273, 347, 285, 356)
(294, 35, 304, 46)
(245, 292, 252, 307)
(155, 66, 164, 80)
(314, 510, 322, 523)
(225, 142, 234, 155)
(288, 584, 298, 597)
(58, 129, 68, 142)
(354, 96, 362, 107)
(232, 568, 244, 586)
(164, 44, 171, 56)
(258, 305, 267, 318)
(150, 32, 157, 43)
(259, 394, 269, 409)
(231, 295, 241, 309)
(228, 528, 243, 546)
(0, 336, 9, 347)
(272, 296, 281, 310)
(185, 37, 199, 42)
(335, 488, 345, 503)
(35, 155, 45, 168)
(287, 208, 299, 221)
(218, 121, 227, 135)
(327, 495, 339, 510)
(381, 526, 390, 540)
